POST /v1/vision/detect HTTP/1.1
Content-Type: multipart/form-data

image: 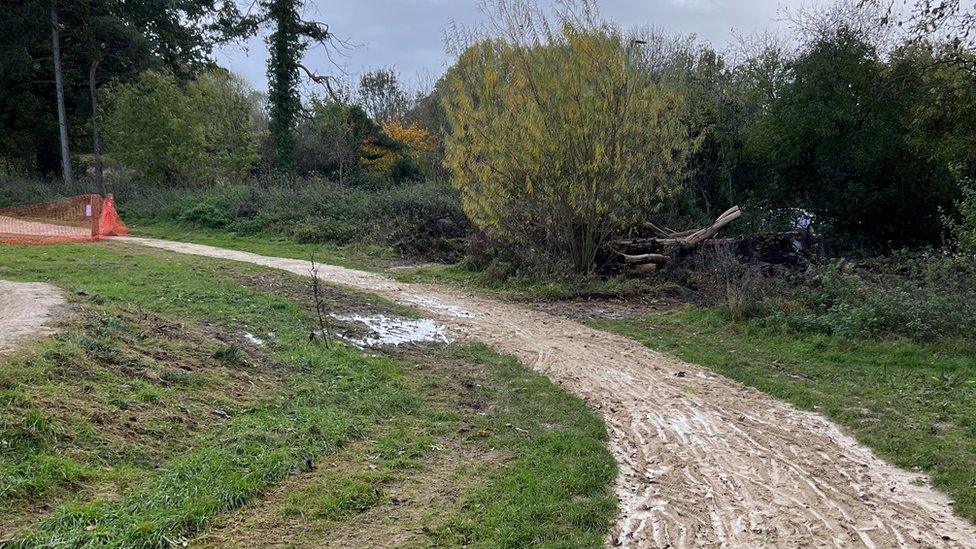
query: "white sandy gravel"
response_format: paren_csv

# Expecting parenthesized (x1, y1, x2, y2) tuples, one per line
(0, 280, 65, 355)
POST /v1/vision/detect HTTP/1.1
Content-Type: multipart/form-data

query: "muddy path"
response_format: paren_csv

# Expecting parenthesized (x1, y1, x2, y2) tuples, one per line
(0, 280, 65, 355)
(120, 237, 976, 548)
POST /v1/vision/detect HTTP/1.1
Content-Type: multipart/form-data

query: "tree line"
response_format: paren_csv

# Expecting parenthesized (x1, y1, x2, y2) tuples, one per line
(438, 0, 976, 266)
(2, 0, 975, 269)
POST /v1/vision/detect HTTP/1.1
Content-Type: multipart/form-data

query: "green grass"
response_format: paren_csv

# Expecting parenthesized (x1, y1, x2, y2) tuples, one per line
(431, 344, 617, 547)
(130, 220, 398, 272)
(589, 307, 976, 521)
(250, 343, 617, 547)
(0, 241, 615, 547)
(394, 262, 668, 302)
(280, 470, 390, 520)
(128, 220, 664, 302)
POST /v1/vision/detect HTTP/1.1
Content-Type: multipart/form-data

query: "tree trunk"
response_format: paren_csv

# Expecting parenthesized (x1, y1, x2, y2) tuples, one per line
(51, 0, 72, 186)
(89, 58, 105, 194)
(266, 0, 301, 173)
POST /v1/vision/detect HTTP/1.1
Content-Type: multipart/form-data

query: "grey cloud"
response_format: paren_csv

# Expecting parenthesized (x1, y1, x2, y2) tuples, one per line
(215, 0, 805, 93)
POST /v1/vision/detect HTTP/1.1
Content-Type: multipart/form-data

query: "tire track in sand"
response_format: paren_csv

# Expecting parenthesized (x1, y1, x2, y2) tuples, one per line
(120, 237, 976, 548)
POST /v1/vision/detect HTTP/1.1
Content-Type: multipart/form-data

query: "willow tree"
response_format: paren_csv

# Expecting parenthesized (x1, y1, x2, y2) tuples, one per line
(442, 1, 697, 273)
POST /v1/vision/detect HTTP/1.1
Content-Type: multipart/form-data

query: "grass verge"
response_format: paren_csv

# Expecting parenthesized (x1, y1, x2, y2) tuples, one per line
(589, 307, 976, 521)
(130, 220, 399, 272)
(126, 222, 669, 302)
(0, 241, 615, 547)
(393, 262, 671, 302)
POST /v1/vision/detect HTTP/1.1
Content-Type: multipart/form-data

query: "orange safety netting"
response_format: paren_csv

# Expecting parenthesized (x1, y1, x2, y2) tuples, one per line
(0, 194, 128, 245)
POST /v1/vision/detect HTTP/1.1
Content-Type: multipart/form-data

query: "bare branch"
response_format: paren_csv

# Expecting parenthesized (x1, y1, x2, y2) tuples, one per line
(298, 63, 341, 102)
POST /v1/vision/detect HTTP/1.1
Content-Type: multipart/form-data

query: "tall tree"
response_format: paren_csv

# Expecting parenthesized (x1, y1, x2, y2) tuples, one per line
(749, 27, 959, 250)
(88, 53, 104, 192)
(358, 68, 408, 124)
(265, 0, 303, 172)
(0, 0, 247, 177)
(864, 0, 975, 48)
(101, 69, 261, 183)
(248, 0, 338, 173)
(854, 0, 975, 73)
(50, 0, 72, 184)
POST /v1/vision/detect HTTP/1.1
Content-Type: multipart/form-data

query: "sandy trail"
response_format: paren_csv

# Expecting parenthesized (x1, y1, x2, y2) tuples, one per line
(0, 214, 90, 238)
(0, 280, 66, 355)
(121, 236, 976, 548)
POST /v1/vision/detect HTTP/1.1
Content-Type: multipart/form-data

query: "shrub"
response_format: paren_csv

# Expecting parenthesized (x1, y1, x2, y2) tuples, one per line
(764, 251, 976, 340)
(292, 218, 362, 245)
(695, 248, 771, 321)
(296, 100, 370, 182)
(0, 176, 67, 207)
(118, 178, 470, 261)
(382, 119, 438, 181)
(185, 71, 263, 181)
(947, 167, 976, 255)
(178, 203, 233, 229)
(101, 70, 261, 184)
(443, 3, 696, 273)
(101, 70, 203, 183)
(661, 245, 976, 341)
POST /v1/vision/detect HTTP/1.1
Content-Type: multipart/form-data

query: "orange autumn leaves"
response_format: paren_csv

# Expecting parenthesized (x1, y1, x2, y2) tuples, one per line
(361, 119, 438, 176)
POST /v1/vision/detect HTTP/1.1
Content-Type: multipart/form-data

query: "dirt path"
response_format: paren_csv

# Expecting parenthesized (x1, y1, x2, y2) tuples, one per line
(0, 215, 90, 238)
(121, 237, 976, 548)
(0, 280, 65, 355)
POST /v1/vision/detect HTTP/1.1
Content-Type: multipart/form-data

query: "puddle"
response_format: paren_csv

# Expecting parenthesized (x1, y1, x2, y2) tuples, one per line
(244, 332, 266, 347)
(406, 296, 477, 318)
(331, 314, 452, 348)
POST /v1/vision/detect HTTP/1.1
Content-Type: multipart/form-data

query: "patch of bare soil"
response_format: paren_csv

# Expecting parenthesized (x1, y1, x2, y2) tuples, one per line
(0, 280, 66, 354)
(122, 237, 976, 548)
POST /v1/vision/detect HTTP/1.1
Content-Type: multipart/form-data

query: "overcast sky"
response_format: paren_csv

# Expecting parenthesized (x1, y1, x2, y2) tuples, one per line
(214, 0, 810, 94)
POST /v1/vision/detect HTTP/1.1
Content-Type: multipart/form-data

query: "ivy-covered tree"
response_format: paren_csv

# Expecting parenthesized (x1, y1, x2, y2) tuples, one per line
(242, 0, 339, 173)
(264, 0, 303, 172)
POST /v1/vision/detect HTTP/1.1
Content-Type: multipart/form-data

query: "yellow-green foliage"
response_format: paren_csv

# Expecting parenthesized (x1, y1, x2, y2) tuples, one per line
(442, 7, 696, 272)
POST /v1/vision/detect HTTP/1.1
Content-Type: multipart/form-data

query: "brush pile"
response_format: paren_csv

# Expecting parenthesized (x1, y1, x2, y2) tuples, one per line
(607, 206, 823, 275)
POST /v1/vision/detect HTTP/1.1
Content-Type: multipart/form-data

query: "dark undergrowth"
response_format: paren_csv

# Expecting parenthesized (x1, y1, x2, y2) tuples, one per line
(0, 175, 470, 263)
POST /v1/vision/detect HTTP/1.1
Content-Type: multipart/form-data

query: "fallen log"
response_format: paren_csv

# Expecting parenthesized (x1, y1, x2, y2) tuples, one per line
(682, 206, 741, 247)
(644, 222, 697, 239)
(622, 253, 670, 264)
(641, 206, 741, 247)
(603, 206, 823, 276)
(612, 207, 741, 259)
(603, 229, 823, 276)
